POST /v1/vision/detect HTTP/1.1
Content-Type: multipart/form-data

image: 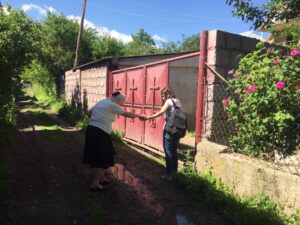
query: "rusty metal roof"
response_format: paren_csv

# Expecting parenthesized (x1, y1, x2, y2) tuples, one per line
(72, 51, 198, 71)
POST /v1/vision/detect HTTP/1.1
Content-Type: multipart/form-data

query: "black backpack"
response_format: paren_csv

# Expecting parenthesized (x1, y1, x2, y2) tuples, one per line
(165, 99, 188, 138)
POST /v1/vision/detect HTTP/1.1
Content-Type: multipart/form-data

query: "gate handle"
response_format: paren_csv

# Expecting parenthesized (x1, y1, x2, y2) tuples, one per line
(130, 109, 135, 122)
(149, 118, 156, 128)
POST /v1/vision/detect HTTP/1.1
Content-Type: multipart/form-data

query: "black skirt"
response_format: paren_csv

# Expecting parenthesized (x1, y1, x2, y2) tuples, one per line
(82, 125, 115, 169)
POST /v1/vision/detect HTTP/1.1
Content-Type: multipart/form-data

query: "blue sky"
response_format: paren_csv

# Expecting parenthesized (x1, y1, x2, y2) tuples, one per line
(3, 0, 267, 43)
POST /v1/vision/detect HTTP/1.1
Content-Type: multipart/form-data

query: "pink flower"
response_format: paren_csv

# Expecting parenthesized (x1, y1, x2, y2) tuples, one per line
(246, 84, 257, 94)
(227, 69, 234, 75)
(223, 98, 230, 108)
(273, 59, 280, 65)
(295, 86, 300, 90)
(290, 50, 300, 57)
(275, 81, 285, 89)
(282, 55, 287, 59)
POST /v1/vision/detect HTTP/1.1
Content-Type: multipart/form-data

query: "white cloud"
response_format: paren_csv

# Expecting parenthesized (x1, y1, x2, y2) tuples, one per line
(152, 34, 167, 43)
(21, 4, 56, 16)
(20, 4, 163, 44)
(2, 6, 10, 15)
(67, 15, 132, 43)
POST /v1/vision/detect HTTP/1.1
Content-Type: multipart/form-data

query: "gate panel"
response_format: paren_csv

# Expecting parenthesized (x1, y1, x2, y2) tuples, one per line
(144, 108, 164, 152)
(112, 72, 126, 133)
(126, 68, 145, 105)
(112, 106, 126, 133)
(145, 63, 169, 106)
(125, 107, 144, 143)
(112, 72, 126, 95)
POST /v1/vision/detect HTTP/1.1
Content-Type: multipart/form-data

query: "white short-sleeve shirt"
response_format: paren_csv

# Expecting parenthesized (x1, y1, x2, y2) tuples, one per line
(89, 99, 125, 134)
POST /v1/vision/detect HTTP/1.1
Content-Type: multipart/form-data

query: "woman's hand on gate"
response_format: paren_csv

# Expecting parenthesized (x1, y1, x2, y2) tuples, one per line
(138, 115, 147, 120)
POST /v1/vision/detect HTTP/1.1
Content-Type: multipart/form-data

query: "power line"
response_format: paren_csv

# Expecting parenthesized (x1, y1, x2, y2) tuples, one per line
(121, 0, 234, 20)
(88, 2, 235, 23)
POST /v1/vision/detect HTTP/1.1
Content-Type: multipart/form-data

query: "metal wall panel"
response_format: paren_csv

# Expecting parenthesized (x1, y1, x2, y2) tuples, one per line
(144, 108, 164, 152)
(112, 72, 126, 95)
(113, 106, 126, 133)
(126, 69, 145, 105)
(145, 63, 168, 106)
(112, 72, 126, 133)
(125, 107, 144, 143)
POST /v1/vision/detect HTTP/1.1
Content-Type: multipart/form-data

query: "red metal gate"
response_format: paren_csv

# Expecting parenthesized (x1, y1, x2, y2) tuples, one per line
(111, 72, 126, 133)
(110, 51, 202, 154)
(124, 68, 145, 143)
(144, 63, 169, 150)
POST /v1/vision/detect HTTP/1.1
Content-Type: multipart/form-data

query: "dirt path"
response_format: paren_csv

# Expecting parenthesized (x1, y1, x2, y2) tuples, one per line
(1, 98, 228, 225)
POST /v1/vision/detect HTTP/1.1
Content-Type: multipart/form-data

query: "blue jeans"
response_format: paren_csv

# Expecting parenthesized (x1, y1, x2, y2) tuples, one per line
(163, 130, 180, 174)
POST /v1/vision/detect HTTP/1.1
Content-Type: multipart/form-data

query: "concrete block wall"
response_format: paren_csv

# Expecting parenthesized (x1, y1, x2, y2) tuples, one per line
(204, 30, 260, 144)
(64, 66, 108, 112)
(65, 69, 80, 107)
(80, 67, 107, 110)
(195, 140, 300, 213)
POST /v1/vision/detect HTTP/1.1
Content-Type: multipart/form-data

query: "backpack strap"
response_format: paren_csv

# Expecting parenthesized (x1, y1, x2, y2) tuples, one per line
(170, 98, 180, 110)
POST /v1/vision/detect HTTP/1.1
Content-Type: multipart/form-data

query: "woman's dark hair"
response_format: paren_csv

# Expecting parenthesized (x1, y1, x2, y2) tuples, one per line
(112, 91, 121, 97)
(161, 86, 175, 99)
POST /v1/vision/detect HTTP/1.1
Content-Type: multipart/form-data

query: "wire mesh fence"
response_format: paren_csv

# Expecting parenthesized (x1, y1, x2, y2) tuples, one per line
(205, 80, 300, 177)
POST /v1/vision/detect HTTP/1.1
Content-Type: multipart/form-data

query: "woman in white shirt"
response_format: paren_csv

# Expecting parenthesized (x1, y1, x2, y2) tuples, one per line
(83, 92, 144, 191)
(145, 86, 182, 180)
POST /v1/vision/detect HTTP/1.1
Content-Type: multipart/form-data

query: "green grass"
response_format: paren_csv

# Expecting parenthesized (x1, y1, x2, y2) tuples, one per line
(111, 130, 125, 144)
(173, 165, 300, 225)
(186, 130, 196, 137)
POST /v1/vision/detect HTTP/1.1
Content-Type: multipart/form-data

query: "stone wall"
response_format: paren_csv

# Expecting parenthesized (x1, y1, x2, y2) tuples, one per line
(65, 69, 80, 108)
(64, 66, 107, 111)
(204, 30, 259, 145)
(80, 67, 107, 110)
(195, 140, 300, 213)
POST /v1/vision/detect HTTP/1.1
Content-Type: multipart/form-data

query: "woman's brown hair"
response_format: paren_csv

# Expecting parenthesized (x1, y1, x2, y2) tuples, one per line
(161, 86, 176, 99)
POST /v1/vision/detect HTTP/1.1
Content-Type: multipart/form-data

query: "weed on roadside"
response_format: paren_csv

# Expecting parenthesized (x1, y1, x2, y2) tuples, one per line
(174, 160, 299, 225)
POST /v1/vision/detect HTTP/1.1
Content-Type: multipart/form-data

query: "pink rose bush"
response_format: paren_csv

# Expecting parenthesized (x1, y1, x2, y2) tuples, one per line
(227, 69, 234, 75)
(246, 84, 257, 94)
(223, 43, 300, 155)
(290, 49, 300, 57)
(223, 98, 230, 108)
(275, 81, 285, 90)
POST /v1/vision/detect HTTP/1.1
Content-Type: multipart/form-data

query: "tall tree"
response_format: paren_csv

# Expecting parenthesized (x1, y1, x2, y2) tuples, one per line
(40, 13, 97, 93)
(161, 33, 200, 53)
(0, 6, 39, 125)
(226, 0, 300, 29)
(92, 35, 125, 59)
(125, 29, 161, 55)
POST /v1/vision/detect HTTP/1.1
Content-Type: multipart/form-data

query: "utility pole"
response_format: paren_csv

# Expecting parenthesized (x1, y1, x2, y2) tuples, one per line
(73, 0, 87, 68)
